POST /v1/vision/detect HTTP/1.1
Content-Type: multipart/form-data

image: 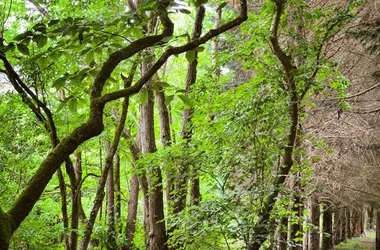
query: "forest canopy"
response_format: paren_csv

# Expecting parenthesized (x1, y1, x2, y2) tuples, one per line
(1, 0, 380, 250)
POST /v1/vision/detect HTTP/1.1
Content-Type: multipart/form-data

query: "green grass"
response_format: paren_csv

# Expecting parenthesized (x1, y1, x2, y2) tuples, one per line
(334, 231, 375, 250)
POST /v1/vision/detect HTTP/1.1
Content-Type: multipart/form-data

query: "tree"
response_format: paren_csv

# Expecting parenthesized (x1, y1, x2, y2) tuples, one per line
(0, 1, 248, 249)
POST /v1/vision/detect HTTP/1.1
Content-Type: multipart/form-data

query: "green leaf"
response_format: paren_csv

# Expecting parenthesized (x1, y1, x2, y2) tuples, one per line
(217, 2, 228, 11)
(195, 46, 205, 52)
(131, 27, 143, 39)
(178, 94, 193, 107)
(33, 23, 47, 33)
(56, 97, 71, 112)
(37, 56, 49, 69)
(156, 81, 172, 88)
(37, 36, 48, 48)
(140, 90, 149, 106)
(4, 43, 15, 52)
(68, 98, 78, 113)
(179, 9, 191, 14)
(14, 31, 33, 41)
(52, 77, 66, 90)
(165, 95, 174, 106)
(85, 50, 94, 65)
(17, 44, 29, 55)
(48, 19, 60, 27)
(185, 50, 196, 63)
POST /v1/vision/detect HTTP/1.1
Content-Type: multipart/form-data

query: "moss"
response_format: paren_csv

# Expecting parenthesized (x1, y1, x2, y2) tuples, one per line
(0, 207, 13, 250)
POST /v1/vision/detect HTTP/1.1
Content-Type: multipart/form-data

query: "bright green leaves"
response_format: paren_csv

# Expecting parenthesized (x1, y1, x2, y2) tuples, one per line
(85, 50, 95, 65)
(52, 77, 67, 90)
(36, 56, 49, 69)
(185, 50, 196, 63)
(185, 48, 205, 63)
(178, 94, 193, 108)
(131, 27, 143, 39)
(16, 44, 29, 55)
(68, 98, 78, 113)
(35, 36, 48, 48)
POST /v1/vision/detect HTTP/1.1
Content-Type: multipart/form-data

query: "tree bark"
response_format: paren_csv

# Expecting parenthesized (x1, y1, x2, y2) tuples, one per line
(124, 174, 139, 250)
(106, 141, 117, 249)
(278, 216, 288, 250)
(321, 204, 333, 250)
(114, 154, 121, 226)
(308, 196, 319, 250)
(376, 210, 380, 250)
(333, 209, 341, 245)
(121, 128, 141, 250)
(139, 58, 168, 249)
(177, 5, 206, 212)
(352, 208, 363, 237)
(346, 208, 352, 239)
(340, 208, 346, 243)
(290, 180, 303, 250)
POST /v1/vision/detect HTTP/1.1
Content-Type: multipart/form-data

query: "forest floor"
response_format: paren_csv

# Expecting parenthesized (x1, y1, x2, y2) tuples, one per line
(334, 231, 375, 250)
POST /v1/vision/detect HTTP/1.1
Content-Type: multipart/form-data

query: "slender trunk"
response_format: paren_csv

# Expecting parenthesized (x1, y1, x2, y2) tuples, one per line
(155, 85, 173, 211)
(321, 204, 333, 250)
(333, 209, 341, 245)
(57, 168, 70, 250)
(178, 6, 206, 211)
(121, 129, 141, 250)
(340, 208, 346, 243)
(346, 208, 351, 239)
(290, 180, 303, 250)
(368, 206, 374, 230)
(247, 2, 299, 248)
(279, 217, 288, 250)
(106, 141, 116, 249)
(352, 209, 363, 237)
(123, 174, 139, 250)
(308, 196, 319, 250)
(114, 154, 121, 226)
(376, 210, 380, 250)
(139, 61, 168, 249)
(80, 72, 133, 250)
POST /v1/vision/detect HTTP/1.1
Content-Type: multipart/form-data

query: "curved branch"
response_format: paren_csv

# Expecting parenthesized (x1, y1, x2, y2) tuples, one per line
(98, 0, 248, 104)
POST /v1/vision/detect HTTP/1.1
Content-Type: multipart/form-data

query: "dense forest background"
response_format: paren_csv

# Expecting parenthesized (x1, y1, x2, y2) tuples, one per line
(0, 0, 380, 249)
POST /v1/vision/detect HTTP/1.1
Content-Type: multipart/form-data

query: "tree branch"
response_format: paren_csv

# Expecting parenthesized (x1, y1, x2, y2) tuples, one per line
(98, 0, 248, 104)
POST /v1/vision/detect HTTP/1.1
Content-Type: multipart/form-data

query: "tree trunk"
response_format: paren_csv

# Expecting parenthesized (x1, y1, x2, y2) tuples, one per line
(369, 206, 374, 230)
(321, 204, 333, 250)
(80, 80, 132, 250)
(279, 216, 288, 250)
(139, 59, 167, 249)
(346, 208, 351, 239)
(376, 210, 380, 250)
(308, 196, 319, 250)
(106, 141, 117, 249)
(290, 179, 303, 250)
(155, 84, 173, 214)
(333, 209, 341, 245)
(352, 209, 363, 237)
(123, 174, 139, 250)
(114, 154, 121, 227)
(0, 208, 13, 250)
(56, 167, 70, 250)
(340, 208, 346, 243)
